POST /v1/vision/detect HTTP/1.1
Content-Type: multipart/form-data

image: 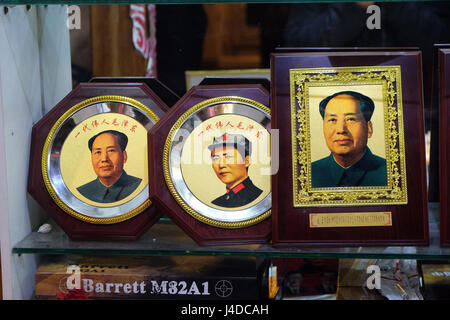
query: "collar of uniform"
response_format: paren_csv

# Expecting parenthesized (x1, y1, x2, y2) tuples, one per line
(226, 177, 251, 194)
(327, 148, 374, 186)
(91, 170, 131, 200)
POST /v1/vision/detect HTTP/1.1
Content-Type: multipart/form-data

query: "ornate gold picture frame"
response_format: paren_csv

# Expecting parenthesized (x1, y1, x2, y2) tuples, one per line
(290, 66, 407, 207)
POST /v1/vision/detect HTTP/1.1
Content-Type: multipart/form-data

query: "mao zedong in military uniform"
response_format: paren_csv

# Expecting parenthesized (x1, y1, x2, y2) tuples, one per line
(311, 91, 387, 188)
(208, 133, 263, 208)
(77, 130, 142, 203)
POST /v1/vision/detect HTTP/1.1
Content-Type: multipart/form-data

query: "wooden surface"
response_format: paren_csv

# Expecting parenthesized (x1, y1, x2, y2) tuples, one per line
(148, 84, 271, 246)
(428, 44, 447, 204)
(27, 83, 169, 241)
(202, 4, 261, 69)
(439, 48, 450, 246)
(271, 51, 429, 247)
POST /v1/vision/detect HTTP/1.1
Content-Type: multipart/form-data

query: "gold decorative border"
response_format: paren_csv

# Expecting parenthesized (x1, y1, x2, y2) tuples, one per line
(42, 95, 159, 224)
(163, 96, 271, 229)
(290, 66, 408, 207)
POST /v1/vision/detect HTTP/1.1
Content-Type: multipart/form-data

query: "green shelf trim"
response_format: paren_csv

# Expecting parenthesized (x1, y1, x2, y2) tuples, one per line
(0, 0, 442, 5)
(13, 247, 450, 260)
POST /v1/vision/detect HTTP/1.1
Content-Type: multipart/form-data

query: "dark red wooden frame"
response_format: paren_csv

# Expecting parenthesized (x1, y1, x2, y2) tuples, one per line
(89, 77, 180, 108)
(28, 82, 169, 240)
(271, 51, 429, 247)
(438, 47, 450, 246)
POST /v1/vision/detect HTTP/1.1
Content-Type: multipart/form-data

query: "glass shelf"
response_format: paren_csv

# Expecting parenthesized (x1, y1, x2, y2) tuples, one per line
(12, 203, 450, 260)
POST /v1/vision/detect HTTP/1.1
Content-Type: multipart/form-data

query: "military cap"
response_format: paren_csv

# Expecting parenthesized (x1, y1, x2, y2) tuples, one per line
(208, 133, 252, 159)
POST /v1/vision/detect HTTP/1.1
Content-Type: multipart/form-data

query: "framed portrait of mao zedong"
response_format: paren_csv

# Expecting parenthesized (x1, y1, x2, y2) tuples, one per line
(148, 84, 272, 246)
(271, 50, 429, 247)
(28, 82, 170, 240)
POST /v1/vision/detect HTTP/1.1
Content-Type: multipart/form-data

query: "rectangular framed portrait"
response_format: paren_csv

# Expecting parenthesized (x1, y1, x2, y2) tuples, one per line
(271, 50, 429, 247)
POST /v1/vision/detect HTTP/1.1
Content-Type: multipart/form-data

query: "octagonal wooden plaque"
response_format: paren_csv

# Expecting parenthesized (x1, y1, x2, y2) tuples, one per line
(148, 84, 272, 246)
(28, 82, 169, 240)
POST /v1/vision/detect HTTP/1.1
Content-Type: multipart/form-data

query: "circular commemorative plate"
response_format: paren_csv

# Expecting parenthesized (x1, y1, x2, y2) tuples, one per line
(42, 95, 159, 224)
(163, 96, 271, 228)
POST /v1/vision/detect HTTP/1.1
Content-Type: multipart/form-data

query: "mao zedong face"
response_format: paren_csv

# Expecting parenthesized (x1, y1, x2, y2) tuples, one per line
(211, 145, 249, 190)
(91, 132, 127, 187)
(323, 94, 373, 168)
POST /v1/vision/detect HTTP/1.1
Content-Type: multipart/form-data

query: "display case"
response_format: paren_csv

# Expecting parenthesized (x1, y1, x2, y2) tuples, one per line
(1, 1, 450, 301)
